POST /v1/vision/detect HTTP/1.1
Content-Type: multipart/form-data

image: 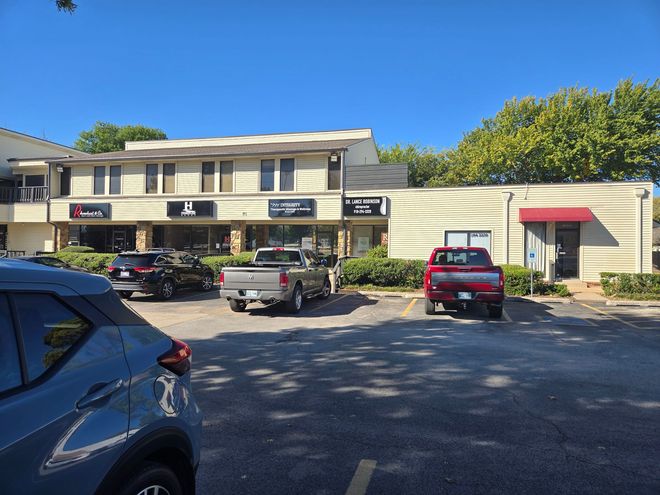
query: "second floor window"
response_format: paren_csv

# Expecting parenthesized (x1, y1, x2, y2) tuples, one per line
(328, 155, 341, 190)
(146, 164, 158, 194)
(25, 175, 45, 187)
(59, 167, 71, 196)
(220, 161, 233, 192)
(202, 162, 215, 193)
(93, 166, 105, 195)
(261, 160, 274, 192)
(280, 159, 294, 191)
(109, 165, 121, 195)
(163, 163, 175, 193)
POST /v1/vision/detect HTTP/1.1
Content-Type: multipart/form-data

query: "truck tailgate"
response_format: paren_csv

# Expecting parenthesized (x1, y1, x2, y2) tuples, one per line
(429, 267, 500, 292)
(222, 266, 283, 291)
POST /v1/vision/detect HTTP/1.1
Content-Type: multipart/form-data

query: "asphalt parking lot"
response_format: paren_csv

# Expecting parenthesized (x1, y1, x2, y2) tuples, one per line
(128, 291, 660, 494)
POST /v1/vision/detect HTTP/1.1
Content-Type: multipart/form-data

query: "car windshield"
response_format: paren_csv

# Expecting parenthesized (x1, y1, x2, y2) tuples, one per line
(432, 249, 489, 266)
(112, 255, 156, 267)
(254, 250, 302, 265)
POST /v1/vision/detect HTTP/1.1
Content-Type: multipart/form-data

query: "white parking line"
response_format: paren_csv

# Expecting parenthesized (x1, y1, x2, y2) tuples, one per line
(345, 459, 377, 495)
(502, 308, 513, 322)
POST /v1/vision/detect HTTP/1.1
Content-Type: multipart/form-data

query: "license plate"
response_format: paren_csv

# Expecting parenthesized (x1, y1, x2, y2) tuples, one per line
(246, 290, 258, 298)
(457, 292, 472, 300)
(119, 271, 131, 278)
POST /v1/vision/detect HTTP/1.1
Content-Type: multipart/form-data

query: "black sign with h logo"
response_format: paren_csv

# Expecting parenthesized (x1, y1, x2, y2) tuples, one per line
(167, 201, 214, 217)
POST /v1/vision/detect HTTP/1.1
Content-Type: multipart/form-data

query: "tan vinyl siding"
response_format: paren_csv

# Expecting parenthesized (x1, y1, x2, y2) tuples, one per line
(176, 162, 200, 194)
(295, 155, 327, 192)
(377, 181, 652, 282)
(11, 204, 48, 222)
(122, 164, 145, 195)
(71, 165, 93, 196)
(7, 222, 54, 253)
(234, 158, 259, 193)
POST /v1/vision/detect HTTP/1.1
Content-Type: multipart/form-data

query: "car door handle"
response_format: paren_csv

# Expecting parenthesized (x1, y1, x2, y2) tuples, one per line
(76, 379, 123, 409)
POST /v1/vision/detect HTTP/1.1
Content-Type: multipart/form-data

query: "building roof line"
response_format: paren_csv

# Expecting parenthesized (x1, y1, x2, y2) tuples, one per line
(0, 126, 88, 156)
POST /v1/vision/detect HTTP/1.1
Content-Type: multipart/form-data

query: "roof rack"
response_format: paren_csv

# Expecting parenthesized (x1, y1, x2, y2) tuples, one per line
(147, 247, 175, 252)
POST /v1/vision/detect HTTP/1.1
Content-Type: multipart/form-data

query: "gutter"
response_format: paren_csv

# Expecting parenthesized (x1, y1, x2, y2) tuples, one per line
(45, 162, 59, 252)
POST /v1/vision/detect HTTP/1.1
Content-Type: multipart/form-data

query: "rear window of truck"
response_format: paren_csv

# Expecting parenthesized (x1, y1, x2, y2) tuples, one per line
(432, 250, 489, 266)
(254, 250, 302, 265)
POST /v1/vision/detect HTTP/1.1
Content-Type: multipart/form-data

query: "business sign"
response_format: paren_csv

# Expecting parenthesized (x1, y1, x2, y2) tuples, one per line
(167, 201, 214, 217)
(69, 203, 110, 219)
(343, 197, 387, 216)
(268, 199, 314, 217)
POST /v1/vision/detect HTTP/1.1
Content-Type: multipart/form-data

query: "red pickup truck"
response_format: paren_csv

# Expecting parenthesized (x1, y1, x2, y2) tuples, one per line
(424, 246, 505, 318)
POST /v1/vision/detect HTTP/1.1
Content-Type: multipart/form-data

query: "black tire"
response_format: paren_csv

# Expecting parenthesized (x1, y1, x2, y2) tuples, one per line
(425, 298, 435, 315)
(118, 461, 183, 495)
(229, 299, 246, 312)
(442, 302, 459, 311)
(200, 273, 214, 291)
(119, 291, 133, 300)
(318, 277, 331, 300)
(488, 304, 503, 319)
(159, 279, 176, 300)
(286, 284, 303, 314)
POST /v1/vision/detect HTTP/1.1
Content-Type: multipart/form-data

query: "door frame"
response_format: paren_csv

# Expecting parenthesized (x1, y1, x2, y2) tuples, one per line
(555, 222, 581, 280)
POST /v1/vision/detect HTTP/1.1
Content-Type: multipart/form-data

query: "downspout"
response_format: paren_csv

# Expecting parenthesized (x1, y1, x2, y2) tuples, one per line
(340, 150, 347, 256)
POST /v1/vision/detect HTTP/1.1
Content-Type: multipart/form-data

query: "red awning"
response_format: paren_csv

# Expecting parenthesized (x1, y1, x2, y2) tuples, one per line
(519, 207, 593, 223)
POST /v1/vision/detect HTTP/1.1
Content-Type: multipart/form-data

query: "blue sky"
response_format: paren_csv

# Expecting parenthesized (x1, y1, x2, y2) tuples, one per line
(0, 0, 658, 156)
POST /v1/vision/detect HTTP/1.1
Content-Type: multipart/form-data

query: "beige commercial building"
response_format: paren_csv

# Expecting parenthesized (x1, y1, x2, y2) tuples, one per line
(0, 127, 653, 282)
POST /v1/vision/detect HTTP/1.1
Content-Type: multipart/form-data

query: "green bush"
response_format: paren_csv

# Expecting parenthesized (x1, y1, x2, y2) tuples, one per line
(203, 252, 254, 277)
(341, 257, 425, 289)
(366, 245, 388, 258)
(501, 264, 546, 296)
(600, 272, 660, 300)
(60, 245, 95, 253)
(54, 252, 116, 275)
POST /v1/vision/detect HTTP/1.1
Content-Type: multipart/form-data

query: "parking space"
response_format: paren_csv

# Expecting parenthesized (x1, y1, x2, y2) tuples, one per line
(126, 293, 660, 494)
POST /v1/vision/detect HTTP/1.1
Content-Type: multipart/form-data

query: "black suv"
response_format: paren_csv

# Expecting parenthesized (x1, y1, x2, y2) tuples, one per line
(108, 249, 215, 300)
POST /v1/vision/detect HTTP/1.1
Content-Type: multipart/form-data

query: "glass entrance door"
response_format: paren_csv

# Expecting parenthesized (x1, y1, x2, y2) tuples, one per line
(555, 222, 580, 280)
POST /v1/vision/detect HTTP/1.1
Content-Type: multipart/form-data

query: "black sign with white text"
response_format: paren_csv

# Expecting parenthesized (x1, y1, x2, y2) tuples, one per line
(268, 199, 315, 217)
(69, 203, 110, 219)
(167, 201, 214, 217)
(343, 197, 387, 216)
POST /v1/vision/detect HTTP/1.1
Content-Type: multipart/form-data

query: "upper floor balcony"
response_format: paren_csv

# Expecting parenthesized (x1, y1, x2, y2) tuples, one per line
(0, 186, 49, 204)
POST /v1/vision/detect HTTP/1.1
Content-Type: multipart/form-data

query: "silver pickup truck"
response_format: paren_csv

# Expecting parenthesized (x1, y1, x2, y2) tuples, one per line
(219, 248, 332, 313)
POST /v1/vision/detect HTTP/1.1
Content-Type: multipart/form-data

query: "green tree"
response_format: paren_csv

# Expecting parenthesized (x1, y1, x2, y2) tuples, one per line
(74, 122, 167, 154)
(56, 0, 76, 13)
(654, 196, 660, 223)
(377, 143, 449, 187)
(441, 79, 660, 186)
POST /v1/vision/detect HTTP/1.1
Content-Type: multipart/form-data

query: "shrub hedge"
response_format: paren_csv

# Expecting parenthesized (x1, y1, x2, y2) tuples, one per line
(341, 258, 426, 289)
(60, 245, 95, 253)
(366, 245, 388, 258)
(202, 252, 254, 277)
(600, 272, 660, 300)
(54, 252, 116, 275)
(341, 259, 570, 296)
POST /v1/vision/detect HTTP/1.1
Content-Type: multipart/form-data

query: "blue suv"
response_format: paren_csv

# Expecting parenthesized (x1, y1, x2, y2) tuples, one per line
(0, 259, 202, 495)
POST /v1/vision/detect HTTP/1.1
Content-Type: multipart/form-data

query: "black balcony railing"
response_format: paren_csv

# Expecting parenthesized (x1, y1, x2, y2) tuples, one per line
(0, 186, 48, 203)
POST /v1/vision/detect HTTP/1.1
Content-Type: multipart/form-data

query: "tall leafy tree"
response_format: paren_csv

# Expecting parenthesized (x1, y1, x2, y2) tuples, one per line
(56, 0, 76, 13)
(377, 143, 449, 187)
(442, 79, 660, 186)
(74, 122, 167, 154)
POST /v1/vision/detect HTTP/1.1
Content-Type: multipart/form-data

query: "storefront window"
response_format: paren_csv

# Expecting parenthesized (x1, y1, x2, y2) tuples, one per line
(0, 224, 7, 250)
(268, 225, 284, 247)
(263, 224, 337, 267)
(153, 225, 231, 254)
(72, 225, 136, 253)
(245, 225, 256, 251)
(445, 231, 491, 254)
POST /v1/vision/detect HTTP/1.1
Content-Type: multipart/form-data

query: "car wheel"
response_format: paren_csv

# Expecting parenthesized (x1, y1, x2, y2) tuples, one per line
(425, 298, 435, 315)
(200, 274, 214, 291)
(119, 291, 133, 300)
(286, 284, 303, 314)
(318, 277, 331, 299)
(442, 302, 459, 311)
(118, 461, 183, 495)
(229, 299, 246, 312)
(159, 279, 176, 300)
(488, 304, 503, 319)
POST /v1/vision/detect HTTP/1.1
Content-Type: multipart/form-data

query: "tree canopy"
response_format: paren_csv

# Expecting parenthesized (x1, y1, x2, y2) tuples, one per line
(74, 122, 167, 154)
(379, 79, 659, 187)
(56, 0, 76, 13)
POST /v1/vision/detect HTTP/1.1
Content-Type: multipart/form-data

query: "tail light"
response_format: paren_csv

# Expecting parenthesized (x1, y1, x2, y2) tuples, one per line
(134, 266, 156, 273)
(106, 266, 115, 272)
(279, 272, 289, 288)
(424, 269, 431, 288)
(158, 338, 192, 376)
(219, 272, 225, 287)
(499, 270, 505, 289)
